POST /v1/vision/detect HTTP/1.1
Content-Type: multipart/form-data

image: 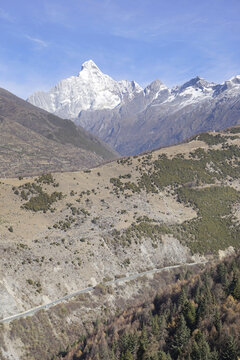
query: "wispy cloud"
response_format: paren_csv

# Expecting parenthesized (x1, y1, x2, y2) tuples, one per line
(26, 35, 48, 48)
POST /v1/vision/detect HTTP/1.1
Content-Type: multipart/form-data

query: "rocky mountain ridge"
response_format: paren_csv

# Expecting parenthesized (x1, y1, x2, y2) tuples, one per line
(27, 60, 142, 118)
(28, 61, 240, 155)
(75, 74, 240, 155)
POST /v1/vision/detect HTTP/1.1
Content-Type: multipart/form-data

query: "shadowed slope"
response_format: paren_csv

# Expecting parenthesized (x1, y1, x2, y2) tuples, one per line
(0, 88, 118, 177)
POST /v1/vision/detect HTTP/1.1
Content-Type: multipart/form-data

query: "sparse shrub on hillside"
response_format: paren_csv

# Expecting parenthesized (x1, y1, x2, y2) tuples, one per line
(195, 133, 226, 145)
(91, 217, 99, 224)
(110, 177, 140, 194)
(111, 182, 240, 254)
(20, 190, 28, 200)
(113, 221, 171, 248)
(13, 173, 63, 212)
(138, 145, 240, 193)
(119, 173, 131, 179)
(26, 279, 42, 293)
(80, 208, 90, 216)
(123, 258, 130, 267)
(36, 173, 55, 185)
(229, 127, 240, 134)
(22, 191, 63, 212)
(175, 186, 240, 253)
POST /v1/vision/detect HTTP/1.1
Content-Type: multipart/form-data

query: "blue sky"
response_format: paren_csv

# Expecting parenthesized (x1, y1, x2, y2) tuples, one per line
(0, 0, 240, 98)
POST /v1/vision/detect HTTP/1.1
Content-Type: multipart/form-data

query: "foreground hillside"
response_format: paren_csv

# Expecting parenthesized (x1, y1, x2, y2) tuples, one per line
(60, 252, 240, 360)
(0, 127, 240, 359)
(0, 88, 117, 177)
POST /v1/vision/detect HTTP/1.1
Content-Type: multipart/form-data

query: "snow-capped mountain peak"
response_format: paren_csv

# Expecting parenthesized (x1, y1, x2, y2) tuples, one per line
(212, 75, 240, 96)
(27, 64, 240, 150)
(146, 79, 168, 93)
(163, 76, 217, 109)
(78, 59, 106, 80)
(81, 59, 100, 71)
(27, 60, 143, 118)
(177, 76, 216, 93)
(228, 75, 240, 85)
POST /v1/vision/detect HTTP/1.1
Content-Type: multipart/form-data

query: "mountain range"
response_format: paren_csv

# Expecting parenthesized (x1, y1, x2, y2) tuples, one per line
(28, 60, 240, 155)
(0, 87, 117, 177)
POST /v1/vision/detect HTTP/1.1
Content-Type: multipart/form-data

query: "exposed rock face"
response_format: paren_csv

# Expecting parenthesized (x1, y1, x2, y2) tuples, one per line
(28, 61, 240, 155)
(75, 75, 240, 155)
(27, 60, 142, 118)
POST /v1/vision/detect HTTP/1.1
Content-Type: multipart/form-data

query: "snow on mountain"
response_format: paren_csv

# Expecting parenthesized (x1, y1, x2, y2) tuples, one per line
(27, 63, 240, 156)
(28, 64, 240, 122)
(73, 73, 240, 155)
(27, 60, 143, 119)
(158, 77, 217, 109)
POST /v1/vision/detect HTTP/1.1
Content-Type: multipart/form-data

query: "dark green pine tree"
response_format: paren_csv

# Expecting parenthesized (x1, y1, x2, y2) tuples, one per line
(190, 341, 201, 360)
(170, 314, 190, 358)
(120, 349, 134, 360)
(214, 308, 222, 334)
(151, 314, 160, 336)
(197, 297, 208, 324)
(177, 288, 187, 309)
(193, 279, 201, 304)
(183, 301, 196, 331)
(137, 326, 149, 360)
(216, 263, 227, 287)
(220, 335, 238, 360)
(231, 276, 240, 300)
(158, 350, 173, 360)
(190, 331, 211, 360)
(210, 349, 219, 360)
(119, 332, 137, 355)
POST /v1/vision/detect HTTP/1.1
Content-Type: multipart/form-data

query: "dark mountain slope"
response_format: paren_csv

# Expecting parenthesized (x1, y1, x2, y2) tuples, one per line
(76, 77, 240, 155)
(0, 88, 117, 177)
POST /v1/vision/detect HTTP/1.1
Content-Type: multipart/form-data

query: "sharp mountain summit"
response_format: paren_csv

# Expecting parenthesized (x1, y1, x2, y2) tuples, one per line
(28, 60, 240, 155)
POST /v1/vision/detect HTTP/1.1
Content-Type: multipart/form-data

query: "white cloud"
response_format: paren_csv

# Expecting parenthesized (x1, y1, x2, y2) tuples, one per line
(26, 35, 48, 48)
